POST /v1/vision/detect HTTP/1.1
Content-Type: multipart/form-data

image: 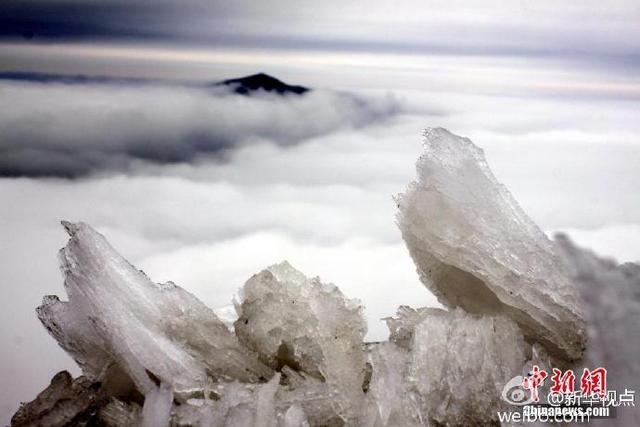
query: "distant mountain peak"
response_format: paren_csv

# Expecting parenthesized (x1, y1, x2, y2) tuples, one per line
(218, 73, 310, 96)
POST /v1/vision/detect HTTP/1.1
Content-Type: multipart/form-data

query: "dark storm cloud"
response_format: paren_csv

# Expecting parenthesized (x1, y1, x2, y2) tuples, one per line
(0, 1, 175, 41)
(0, 78, 399, 177)
(0, 0, 261, 46)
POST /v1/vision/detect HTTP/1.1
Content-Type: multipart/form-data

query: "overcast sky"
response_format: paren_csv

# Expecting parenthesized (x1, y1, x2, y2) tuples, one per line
(1, 1, 640, 424)
(2, 0, 640, 83)
(2, 1, 640, 56)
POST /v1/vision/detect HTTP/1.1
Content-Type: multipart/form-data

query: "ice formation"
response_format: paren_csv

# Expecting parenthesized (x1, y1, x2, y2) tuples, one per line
(234, 262, 367, 424)
(15, 128, 638, 426)
(396, 128, 586, 361)
(42, 221, 273, 392)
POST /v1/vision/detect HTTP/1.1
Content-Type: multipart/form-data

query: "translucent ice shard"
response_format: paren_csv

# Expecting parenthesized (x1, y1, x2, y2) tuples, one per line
(234, 261, 367, 424)
(172, 373, 282, 427)
(141, 383, 173, 427)
(362, 342, 422, 426)
(368, 307, 527, 425)
(409, 308, 526, 425)
(384, 305, 431, 350)
(42, 221, 271, 397)
(37, 295, 112, 380)
(396, 128, 586, 361)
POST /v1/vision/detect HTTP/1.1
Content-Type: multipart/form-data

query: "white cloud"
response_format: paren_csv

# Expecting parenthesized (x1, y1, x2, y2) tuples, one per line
(0, 80, 399, 176)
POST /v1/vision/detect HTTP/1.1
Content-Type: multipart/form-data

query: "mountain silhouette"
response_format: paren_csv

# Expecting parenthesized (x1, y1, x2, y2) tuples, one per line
(218, 73, 310, 96)
(0, 71, 311, 96)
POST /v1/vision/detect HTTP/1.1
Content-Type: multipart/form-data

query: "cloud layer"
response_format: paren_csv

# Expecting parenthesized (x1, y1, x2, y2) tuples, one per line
(0, 79, 398, 177)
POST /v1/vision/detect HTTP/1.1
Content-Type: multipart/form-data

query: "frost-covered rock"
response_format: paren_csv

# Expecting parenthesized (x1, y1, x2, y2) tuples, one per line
(396, 128, 586, 361)
(11, 371, 107, 427)
(234, 262, 367, 424)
